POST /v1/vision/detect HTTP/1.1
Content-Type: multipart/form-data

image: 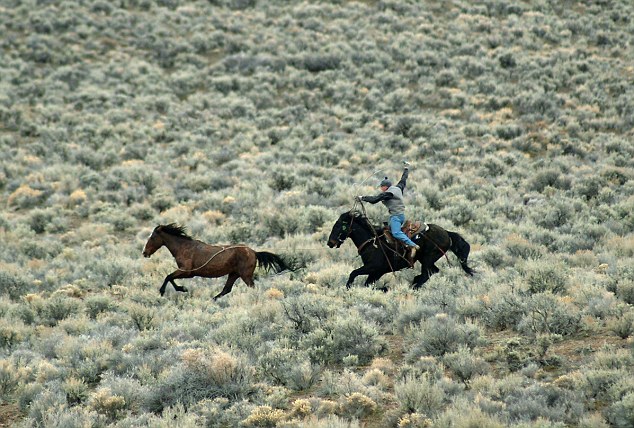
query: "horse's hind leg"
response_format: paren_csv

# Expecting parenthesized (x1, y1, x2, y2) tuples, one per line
(412, 263, 439, 289)
(214, 273, 240, 300)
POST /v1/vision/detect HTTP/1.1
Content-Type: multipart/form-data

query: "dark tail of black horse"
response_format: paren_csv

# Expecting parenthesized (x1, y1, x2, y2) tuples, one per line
(256, 251, 290, 273)
(447, 231, 475, 276)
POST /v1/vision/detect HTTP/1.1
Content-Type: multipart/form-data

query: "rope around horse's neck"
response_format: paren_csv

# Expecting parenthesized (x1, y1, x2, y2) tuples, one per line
(175, 245, 249, 273)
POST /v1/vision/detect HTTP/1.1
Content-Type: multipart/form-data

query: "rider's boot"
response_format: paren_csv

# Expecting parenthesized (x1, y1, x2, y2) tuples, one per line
(407, 244, 420, 267)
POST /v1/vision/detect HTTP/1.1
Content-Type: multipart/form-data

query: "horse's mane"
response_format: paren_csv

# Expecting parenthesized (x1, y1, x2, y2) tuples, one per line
(346, 210, 378, 232)
(158, 223, 193, 240)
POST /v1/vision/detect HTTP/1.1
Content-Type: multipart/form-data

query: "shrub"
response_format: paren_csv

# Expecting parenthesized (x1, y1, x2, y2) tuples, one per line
(395, 373, 445, 416)
(0, 318, 28, 350)
(338, 392, 377, 419)
(301, 53, 342, 73)
(40, 405, 102, 427)
(42, 295, 81, 326)
(330, 315, 386, 364)
(606, 391, 634, 428)
(616, 280, 634, 305)
(85, 294, 116, 319)
(522, 261, 569, 295)
(443, 346, 489, 386)
(607, 310, 634, 339)
(435, 399, 505, 428)
(0, 270, 32, 301)
(527, 169, 571, 193)
(99, 374, 147, 414)
(504, 234, 544, 260)
(7, 184, 45, 209)
(27, 208, 55, 234)
(581, 369, 623, 401)
(503, 383, 585, 424)
(281, 294, 334, 334)
(62, 377, 89, 406)
(126, 303, 157, 331)
(89, 387, 127, 421)
(518, 293, 582, 336)
(407, 314, 482, 360)
(146, 347, 255, 412)
(0, 359, 20, 398)
(191, 398, 253, 428)
(89, 257, 131, 288)
(258, 347, 320, 391)
(26, 388, 69, 427)
(532, 201, 574, 229)
(396, 412, 433, 428)
(240, 405, 287, 427)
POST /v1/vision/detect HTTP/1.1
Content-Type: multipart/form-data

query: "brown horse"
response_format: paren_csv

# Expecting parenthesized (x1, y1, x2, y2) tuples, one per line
(142, 224, 289, 300)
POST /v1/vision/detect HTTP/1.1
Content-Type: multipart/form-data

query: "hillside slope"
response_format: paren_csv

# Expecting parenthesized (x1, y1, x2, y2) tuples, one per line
(1, 1, 633, 426)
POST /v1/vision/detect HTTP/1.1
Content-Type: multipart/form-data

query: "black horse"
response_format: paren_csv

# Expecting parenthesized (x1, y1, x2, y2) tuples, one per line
(327, 210, 474, 289)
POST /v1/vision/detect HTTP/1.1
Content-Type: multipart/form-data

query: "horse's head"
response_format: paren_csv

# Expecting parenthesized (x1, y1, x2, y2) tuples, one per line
(327, 211, 360, 248)
(142, 225, 165, 258)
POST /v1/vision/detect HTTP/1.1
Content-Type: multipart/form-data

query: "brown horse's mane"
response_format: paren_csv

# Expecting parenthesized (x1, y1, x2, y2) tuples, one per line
(158, 223, 193, 240)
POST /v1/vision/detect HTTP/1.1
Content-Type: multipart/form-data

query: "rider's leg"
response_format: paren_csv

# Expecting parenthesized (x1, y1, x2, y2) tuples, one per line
(389, 214, 418, 247)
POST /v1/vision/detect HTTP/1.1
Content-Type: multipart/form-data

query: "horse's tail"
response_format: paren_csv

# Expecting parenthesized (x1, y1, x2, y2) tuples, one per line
(256, 251, 290, 274)
(447, 231, 475, 276)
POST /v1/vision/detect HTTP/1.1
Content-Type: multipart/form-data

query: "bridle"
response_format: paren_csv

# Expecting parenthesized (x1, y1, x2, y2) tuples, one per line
(334, 213, 356, 247)
(336, 209, 383, 258)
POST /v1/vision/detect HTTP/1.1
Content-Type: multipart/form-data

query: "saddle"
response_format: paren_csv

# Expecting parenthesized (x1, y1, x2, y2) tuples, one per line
(383, 220, 429, 251)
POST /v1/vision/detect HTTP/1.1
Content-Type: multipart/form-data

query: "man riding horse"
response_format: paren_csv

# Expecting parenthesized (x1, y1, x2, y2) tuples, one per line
(356, 166, 420, 264)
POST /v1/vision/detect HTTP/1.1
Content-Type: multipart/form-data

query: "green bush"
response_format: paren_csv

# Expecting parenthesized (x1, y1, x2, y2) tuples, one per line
(443, 346, 489, 386)
(519, 293, 582, 336)
(522, 261, 569, 295)
(606, 391, 634, 428)
(0, 270, 33, 301)
(330, 315, 386, 365)
(146, 348, 255, 412)
(395, 373, 445, 416)
(42, 296, 81, 326)
(503, 383, 585, 425)
(258, 346, 320, 391)
(407, 314, 482, 360)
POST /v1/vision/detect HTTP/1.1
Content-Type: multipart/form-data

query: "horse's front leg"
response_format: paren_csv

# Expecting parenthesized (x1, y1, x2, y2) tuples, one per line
(364, 271, 384, 287)
(159, 271, 190, 296)
(346, 265, 373, 289)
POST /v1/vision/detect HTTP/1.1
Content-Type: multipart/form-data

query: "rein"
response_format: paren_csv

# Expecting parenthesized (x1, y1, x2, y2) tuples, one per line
(420, 232, 451, 264)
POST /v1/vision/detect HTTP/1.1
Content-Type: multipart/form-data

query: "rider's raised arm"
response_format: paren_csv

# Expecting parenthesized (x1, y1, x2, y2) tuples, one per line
(396, 168, 409, 192)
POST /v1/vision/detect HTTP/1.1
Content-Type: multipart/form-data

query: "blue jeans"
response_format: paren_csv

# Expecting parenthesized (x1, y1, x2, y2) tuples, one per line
(389, 214, 417, 247)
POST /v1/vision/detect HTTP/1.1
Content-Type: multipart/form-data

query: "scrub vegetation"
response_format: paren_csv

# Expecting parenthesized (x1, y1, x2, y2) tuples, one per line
(1, 0, 633, 426)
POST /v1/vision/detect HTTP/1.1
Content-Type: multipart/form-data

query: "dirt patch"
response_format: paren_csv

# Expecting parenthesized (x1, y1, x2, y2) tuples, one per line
(0, 404, 22, 428)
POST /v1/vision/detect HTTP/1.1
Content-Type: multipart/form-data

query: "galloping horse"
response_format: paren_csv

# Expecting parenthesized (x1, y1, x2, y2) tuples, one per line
(142, 224, 289, 300)
(327, 210, 474, 289)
